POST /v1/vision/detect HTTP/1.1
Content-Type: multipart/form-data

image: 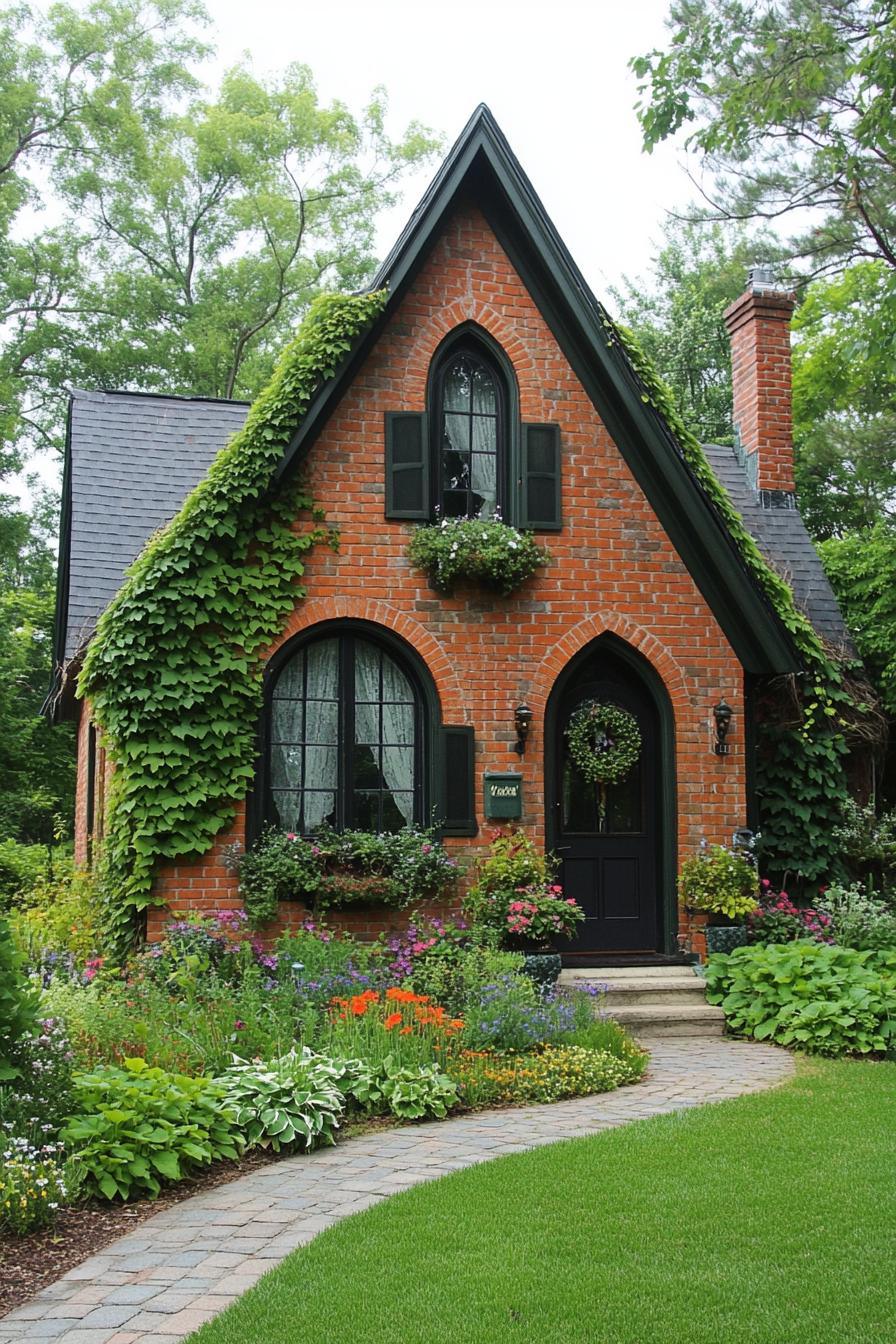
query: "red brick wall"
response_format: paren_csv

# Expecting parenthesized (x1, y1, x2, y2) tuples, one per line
(83, 204, 749, 955)
(724, 287, 797, 493)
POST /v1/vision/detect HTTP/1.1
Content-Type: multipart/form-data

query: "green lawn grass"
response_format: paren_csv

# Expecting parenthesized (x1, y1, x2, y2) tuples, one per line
(189, 1058, 895, 1344)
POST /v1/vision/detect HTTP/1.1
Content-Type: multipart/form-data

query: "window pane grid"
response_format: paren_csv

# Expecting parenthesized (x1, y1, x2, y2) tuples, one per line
(269, 635, 421, 836)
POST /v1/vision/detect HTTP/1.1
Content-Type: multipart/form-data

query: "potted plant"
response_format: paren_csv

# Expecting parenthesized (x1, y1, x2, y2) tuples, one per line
(463, 831, 584, 990)
(232, 825, 459, 927)
(678, 842, 759, 954)
(407, 514, 548, 596)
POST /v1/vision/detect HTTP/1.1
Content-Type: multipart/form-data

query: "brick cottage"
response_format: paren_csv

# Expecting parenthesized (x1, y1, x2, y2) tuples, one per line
(48, 107, 850, 961)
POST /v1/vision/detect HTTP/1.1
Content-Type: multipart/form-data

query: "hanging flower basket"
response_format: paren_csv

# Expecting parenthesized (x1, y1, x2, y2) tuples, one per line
(565, 700, 641, 786)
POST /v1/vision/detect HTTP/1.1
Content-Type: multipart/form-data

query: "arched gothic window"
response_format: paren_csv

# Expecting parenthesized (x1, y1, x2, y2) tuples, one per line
(435, 347, 504, 519)
(266, 630, 424, 834)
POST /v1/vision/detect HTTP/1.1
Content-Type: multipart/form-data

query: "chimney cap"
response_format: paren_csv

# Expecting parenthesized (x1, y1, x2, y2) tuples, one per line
(748, 264, 779, 293)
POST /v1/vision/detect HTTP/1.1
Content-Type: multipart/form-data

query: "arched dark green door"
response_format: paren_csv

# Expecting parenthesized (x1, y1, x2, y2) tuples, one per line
(548, 643, 663, 958)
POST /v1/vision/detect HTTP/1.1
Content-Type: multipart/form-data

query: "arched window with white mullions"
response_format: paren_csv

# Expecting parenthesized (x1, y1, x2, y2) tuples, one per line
(265, 628, 425, 835)
(435, 346, 504, 520)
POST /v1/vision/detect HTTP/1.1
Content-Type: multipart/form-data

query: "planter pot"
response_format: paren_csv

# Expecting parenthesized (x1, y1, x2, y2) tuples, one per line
(704, 924, 749, 955)
(519, 950, 562, 995)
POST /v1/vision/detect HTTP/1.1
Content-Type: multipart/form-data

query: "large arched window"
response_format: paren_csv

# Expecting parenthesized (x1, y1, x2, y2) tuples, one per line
(434, 346, 504, 519)
(266, 630, 424, 834)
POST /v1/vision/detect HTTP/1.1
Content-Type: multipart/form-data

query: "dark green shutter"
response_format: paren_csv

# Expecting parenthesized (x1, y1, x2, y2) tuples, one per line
(437, 725, 477, 836)
(521, 422, 561, 530)
(385, 411, 429, 519)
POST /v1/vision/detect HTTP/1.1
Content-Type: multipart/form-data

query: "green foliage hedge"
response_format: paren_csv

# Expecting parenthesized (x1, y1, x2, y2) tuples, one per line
(706, 941, 896, 1056)
(61, 1057, 242, 1201)
(79, 292, 386, 952)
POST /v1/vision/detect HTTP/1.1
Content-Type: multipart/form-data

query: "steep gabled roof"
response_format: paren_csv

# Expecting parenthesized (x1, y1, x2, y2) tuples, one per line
(271, 104, 802, 674)
(52, 105, 851, 716)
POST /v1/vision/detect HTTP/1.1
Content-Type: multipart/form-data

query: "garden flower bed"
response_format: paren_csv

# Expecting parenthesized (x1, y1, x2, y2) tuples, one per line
(0, 899, 647, 1306)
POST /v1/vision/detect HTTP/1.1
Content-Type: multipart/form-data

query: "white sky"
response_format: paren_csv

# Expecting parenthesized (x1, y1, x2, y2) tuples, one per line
(206, 0, 697, 299)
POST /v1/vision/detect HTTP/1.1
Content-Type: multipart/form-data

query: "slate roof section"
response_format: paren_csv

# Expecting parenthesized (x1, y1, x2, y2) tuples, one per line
(703, 442, 851, 650)
(59, 389, 249, 663)
(53, 389, 849, 682)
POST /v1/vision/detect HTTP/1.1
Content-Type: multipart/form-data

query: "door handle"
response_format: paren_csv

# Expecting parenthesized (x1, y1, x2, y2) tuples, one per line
(556, 845, 571, 853)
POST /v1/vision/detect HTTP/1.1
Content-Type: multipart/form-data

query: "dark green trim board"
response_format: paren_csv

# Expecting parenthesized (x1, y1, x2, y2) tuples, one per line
(521, 423, 562, 531)
(271, 105, 799, 676)
(385, 412, 430, 520)
(437, 725, 477, 837)
(544, 633, 678, 958)
(44, 398, 75, 721)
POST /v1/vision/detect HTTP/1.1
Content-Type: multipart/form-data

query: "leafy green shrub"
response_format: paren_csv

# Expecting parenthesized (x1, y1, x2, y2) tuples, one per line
(817, 883, 896, 951)
(10, 859, 101, 964)
(0, 840, 48, 907)
(400, 943, 528, 1019)
(706, 942, 896, 1056)
(407, 515, 548, 595)
(678, 843, 759, 920)
(463, 831, 583, 948)
(217, 1048, 345, 1152)
(0, 1137, 75, 1235)
(61, 1057, 242, 1200)
(341, 1056, 458, 1119)
(0, 911, 39, 1079)
(234, 824, 459, 926)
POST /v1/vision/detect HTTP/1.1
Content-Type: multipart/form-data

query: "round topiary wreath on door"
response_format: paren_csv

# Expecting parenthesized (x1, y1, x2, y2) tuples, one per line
(565, 700, 642, 785)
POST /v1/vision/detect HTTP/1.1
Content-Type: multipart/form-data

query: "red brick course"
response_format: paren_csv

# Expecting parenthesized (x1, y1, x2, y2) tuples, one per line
(724, 287, 797, 493)
(76, 205, 751, 957)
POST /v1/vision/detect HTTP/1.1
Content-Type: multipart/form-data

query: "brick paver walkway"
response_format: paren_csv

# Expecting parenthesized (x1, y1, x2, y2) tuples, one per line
(0, 1038, 793, 1343)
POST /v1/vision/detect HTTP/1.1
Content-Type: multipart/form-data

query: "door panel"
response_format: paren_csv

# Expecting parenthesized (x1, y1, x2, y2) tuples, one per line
(551, 658, 661, 958)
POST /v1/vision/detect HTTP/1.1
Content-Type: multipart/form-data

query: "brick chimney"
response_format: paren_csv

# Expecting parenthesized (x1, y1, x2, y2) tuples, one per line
(723, 266, 797, 499)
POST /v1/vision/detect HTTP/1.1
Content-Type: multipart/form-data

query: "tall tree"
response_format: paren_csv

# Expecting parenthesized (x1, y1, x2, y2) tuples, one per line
(0, 0, 210, 457)
(0, 3, 438, 456)
(0, 488, 74, 842)
(612, 218, 784, 443)
(792, 260, 896, 537)
(631, 0, 896, 279)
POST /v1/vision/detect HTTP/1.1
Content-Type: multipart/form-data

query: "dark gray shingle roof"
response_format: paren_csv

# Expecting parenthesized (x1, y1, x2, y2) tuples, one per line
(61, 389, 249, 662)
(703, 442, 851, 650)
(56, 390, 849, 669)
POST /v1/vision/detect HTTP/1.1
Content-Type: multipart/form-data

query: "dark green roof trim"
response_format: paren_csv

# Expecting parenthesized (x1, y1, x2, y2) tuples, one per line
(44, 398, 75, 721)
(274, 104, 800, 675)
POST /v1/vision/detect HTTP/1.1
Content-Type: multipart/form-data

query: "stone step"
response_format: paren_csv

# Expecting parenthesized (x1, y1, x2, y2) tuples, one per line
(611, 1004, 726, 1039)
(600, 980, 709, 1006)
(561, 964, 698, 982)
(559, 966, 724, 1039)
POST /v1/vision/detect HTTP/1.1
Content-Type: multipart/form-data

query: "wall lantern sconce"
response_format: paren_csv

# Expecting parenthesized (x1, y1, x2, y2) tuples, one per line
(513, 703, 534, 756)
(712, 699, 733, 756)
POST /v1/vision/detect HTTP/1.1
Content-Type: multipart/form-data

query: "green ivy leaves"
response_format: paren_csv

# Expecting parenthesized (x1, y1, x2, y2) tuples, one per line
(79, 290, 387, 949)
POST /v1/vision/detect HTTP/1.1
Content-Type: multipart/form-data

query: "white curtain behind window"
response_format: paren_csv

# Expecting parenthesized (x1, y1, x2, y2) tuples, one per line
(354, 641, 415, 825)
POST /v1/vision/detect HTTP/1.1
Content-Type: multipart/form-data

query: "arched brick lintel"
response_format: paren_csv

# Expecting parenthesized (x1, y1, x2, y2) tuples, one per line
(527, 611, 691, 737)
(396, 300, 541, 416)
(265, 597, 469, 724)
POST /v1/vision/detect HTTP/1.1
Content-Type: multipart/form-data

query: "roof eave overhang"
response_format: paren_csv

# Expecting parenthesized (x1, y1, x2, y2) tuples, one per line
(274, 106, 800, 677)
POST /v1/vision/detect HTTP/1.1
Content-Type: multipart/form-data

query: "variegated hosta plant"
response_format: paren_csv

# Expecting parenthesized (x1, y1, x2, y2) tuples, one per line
(217, 1047, 345, 1152)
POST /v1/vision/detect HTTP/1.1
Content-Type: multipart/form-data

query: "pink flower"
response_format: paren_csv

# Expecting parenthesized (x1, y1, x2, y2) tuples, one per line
(286, 832, 297, 841)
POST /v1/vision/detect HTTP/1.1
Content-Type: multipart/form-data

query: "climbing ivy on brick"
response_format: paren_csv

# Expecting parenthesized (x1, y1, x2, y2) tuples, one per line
(79, 291, 387, 951)
(610, 319, 855, 884)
